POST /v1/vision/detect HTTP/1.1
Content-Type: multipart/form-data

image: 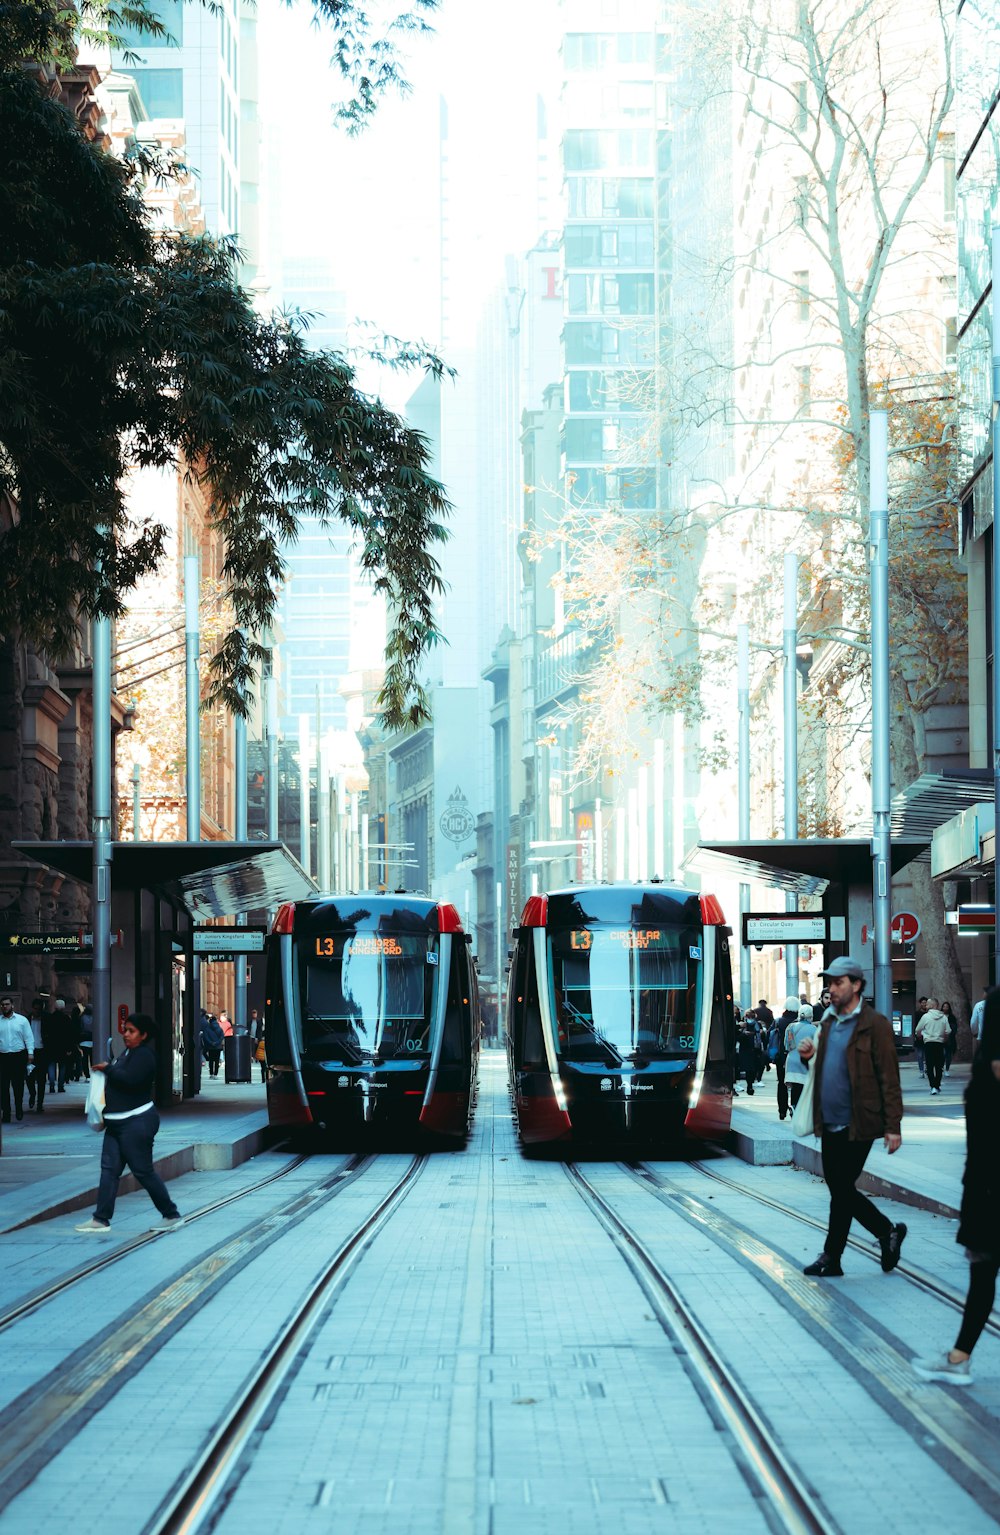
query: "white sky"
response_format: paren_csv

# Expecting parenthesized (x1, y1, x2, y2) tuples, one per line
(256, 0, 562, 405)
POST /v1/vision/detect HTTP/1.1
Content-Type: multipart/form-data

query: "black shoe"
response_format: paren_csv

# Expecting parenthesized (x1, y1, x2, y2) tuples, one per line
(803, 1252, 844, 1277)
(746, 1086, 754, 1095)
(58, 1086, 65, 1093)
(15, 1108, 22, 1121)
(880, 1223, 907, 1273)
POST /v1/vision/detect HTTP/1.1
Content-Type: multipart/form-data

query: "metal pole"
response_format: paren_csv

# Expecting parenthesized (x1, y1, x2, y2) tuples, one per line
(652, 741, 664, 878)
(184, 555, 201, 1038)
(233, 674, 248, 1039)
(594, 797, 603, 881)
(870, 408, 892, 1017)
(992, 225, 1000, 985)
(317, 736, 331, 891)
(265, 662, 278, 842)
(783, 552, 799, 996)
(637, 765, 649, 883)
(131, 762, 141, 841)
(495, 878, 503, 1033)
(298, 714, 311, 877)
(184, 555, 201, 841)
(92, 600, 113, 1063)
(360, 797, 369, 891)
(737, 623, 752, 1012)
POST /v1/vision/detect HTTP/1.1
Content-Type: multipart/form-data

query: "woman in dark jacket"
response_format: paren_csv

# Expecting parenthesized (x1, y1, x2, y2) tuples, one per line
(200, 1012, 224, 1077)
(914, 988, 1000, 1383)
(735, 1009, 758, 1095)
(74, 1013, 183, 1235)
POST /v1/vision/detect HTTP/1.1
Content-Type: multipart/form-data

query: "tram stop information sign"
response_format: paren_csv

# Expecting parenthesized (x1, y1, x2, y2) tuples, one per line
(742, 913, 828, 946)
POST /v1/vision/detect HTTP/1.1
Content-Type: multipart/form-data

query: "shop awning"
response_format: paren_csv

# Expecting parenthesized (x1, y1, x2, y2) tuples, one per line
(684, 837, 929, 898)
(12, 840, 316, 919)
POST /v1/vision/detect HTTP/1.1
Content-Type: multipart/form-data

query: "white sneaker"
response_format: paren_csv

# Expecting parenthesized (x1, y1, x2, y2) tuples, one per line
(75, 1218, 112, 1234)
(149, 1215, 184, 1232)
(913, 1352, 972, 1385)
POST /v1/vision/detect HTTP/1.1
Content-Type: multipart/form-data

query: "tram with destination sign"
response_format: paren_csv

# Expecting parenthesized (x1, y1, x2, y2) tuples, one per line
(264, 894, 480, 1146)
(506, 883, 736, 1149)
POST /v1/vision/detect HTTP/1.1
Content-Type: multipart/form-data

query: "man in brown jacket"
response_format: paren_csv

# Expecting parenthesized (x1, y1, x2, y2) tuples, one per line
(798, 955, 906, 1278)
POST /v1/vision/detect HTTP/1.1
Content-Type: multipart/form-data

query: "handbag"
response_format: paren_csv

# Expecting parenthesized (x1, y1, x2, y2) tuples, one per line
(254, 1038, 267, 1063)
(85, 1069, 106, 1130)
(790, 1065, 815, 1136)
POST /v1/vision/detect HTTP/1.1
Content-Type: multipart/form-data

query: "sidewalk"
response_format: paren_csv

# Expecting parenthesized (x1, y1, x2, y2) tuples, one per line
(0, 1070, 271, 1234)
(727, 1055, 969, 1216)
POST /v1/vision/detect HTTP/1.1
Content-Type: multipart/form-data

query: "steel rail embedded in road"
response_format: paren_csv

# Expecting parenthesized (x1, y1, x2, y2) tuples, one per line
(565, 1161, 837, 1535)
(0, 1153, 383, 1512)
(0, 1150, 324, 1335)
(685, 1158, 1000, 1341)
(142, 1153, 427, 1535)
(624, 1161, 1000, 1519)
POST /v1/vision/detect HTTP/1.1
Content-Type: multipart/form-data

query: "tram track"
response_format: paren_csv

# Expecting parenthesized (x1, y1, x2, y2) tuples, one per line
(0, 1151, 410, 1513)
(0, 1150, 325, 1335)
(565, 1161, 837, 1535)
(621, 1160, 1000, 1520)
(685, 1157, 1000, 1341)
(142, 1153, 426, 1535)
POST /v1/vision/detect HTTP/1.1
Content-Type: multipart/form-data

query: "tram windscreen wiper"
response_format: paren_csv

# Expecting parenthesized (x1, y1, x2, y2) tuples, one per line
(305, 1015, 367, 1064)
(562, 1000, 624, 1065)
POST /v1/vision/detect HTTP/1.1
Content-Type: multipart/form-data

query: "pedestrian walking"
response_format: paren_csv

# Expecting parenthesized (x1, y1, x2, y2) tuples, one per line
(75, 1013, 183, 1235)
(940, 1001, 958, 1076)
(916, 999, 950, 1095)
(784, 1004, 816, 1112)
(218, 1010, 234, 1038)
(200, 1012, 224, 1077)
(970, 986, 988, 1043)
(0, 996, 34, 1122)
(26, 997, 48, 1113)
(914, 997, 928, 1078)
(914, 988, 1000, 1385)
(79, 1000, 93, 1079)
(45, 997, 72, 1092)
(251, 1008, 267, 1083)
(736, 1009, 758, 1095)
(798, 956, 906, 1278)
(770, 996, 798, 1121)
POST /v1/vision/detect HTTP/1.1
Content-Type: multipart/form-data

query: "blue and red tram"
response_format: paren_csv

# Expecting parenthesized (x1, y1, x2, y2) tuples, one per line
(506, 883, 736, 1149)
(264, 894, 480, 1146)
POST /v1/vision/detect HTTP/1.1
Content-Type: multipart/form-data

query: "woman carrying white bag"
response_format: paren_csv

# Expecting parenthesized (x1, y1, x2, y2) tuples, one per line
(74, 1013, 183, 1236)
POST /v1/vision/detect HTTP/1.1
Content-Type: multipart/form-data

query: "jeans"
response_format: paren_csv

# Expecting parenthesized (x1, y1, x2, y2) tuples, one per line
(774, 1057, 788, 1118)
(821, 1129, 892, 1259)
(0, 1051, 28, 1118)
(28, 1049, 47, 1110)
(94, 1108, 180, 1224)
(924, 1041, 945, 1091)
(47, 1056, 67, 1092)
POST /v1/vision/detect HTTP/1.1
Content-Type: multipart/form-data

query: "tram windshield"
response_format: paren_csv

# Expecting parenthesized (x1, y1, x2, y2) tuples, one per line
(547, 923, 704, 1062)
(296, 932, 440, 1062)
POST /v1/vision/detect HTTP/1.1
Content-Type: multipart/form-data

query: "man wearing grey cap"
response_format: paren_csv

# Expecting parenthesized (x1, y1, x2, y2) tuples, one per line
(798, 955, 906, 1278)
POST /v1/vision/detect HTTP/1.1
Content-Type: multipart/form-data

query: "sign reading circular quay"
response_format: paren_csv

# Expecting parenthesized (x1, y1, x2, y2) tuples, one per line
(440, 785, 475, 845)
(742, 913, 828, 945)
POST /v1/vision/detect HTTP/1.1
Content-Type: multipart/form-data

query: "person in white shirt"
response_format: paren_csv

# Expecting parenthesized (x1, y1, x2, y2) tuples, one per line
(970, 988, 988, 1044)
(0, 996, 35, 1123)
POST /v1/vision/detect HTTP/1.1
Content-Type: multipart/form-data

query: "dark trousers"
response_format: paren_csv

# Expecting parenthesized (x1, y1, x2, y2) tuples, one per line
(28, 1049, 47, 1110)
(821, 1129, 892, 1259)
(788, 1079, 805, 1109)
(924, 1041, 945, 1090)
(775, 1057, 788, 1118)
(0, 1051, 28, 1118)
(956, 1258, 1000, 1356)
(204, 1047, 221, 1077)
(48, 1056, 68, 1091)
(95, 1108, 180, 1224)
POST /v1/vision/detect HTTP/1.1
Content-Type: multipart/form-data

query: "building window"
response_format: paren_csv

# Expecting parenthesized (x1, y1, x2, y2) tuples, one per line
(795, 176, 810, 227)
(794, 270, 809, 320)
(940, 132, 956, 220)
(796, 366, 812, 412)
(116, 0, 183, 48)
(130, 68, 184, 117)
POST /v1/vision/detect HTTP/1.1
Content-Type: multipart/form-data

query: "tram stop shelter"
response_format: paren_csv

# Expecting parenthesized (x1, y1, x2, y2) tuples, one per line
(12, 839, 315, 1102)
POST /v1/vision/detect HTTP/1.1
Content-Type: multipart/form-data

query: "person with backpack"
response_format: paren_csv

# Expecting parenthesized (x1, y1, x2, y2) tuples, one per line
(770, 996, 798, 1120)
(784, 1003, 817, 1113)
(200, 1012, 224, 1078)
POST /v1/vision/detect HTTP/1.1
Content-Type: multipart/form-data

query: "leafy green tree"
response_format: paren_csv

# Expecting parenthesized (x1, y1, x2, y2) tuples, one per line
(0, 0, 448, 729)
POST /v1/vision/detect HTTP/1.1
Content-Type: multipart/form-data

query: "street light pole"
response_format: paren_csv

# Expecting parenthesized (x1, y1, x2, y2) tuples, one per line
(92, 599, 113, 1061)
(870, 408, 892, 1019)
(783, 552, 799, 996)
(233, 666, 248, 1038)
(184, 555, 201, 842)
(992, 226, 1000, 982)
(737, 623, 752, 1012)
